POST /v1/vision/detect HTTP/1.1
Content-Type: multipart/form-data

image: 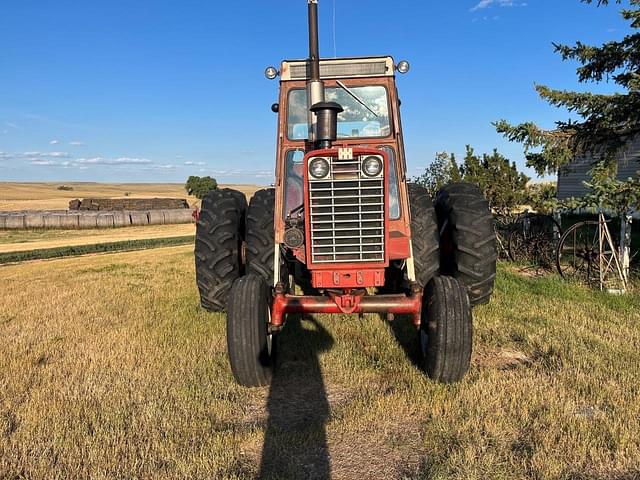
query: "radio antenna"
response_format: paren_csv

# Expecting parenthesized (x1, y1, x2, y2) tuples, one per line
(332, 0, 337, 58)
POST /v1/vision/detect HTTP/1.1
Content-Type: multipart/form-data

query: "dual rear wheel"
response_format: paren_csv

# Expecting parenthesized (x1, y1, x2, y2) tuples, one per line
(196, 182, 494, 386)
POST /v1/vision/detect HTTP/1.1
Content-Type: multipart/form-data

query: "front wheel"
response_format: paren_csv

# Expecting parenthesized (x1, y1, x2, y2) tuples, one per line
(226, 274, 275, 387)
(421, 276, 473, 384)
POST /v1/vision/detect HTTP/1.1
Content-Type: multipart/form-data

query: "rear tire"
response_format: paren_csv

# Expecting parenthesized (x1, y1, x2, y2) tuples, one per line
(195, 189, 244, 312)
(408, 183, 440, 287)
(421, 276, 472, 383)
(227, 274, 275, 387)
(435, 182, 496, 306)
(225, 189, 248, 239)
(246, 189, 276, 282)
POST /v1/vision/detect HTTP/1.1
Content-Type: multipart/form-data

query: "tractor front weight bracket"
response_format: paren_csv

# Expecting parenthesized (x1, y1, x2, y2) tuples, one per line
(271, 282, 423, 329)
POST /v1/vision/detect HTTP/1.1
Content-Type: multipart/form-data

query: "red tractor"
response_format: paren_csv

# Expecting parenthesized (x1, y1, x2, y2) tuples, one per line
(196, 0, 496, 387)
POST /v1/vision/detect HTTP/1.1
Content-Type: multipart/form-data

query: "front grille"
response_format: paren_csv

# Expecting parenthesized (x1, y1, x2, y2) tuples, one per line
(309, 157, 385, 264)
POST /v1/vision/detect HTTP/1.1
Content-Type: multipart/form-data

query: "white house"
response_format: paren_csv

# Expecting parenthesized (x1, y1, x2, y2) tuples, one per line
(557, 135, 640, 201)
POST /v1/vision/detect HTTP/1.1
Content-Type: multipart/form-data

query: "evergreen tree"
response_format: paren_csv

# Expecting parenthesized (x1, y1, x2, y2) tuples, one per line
(413, 151, 461, 197)
(414, 146, 530, 214)
(495, 0, 640, 176)
(459, 146, 530, 215)
(526, 182, 558, 214)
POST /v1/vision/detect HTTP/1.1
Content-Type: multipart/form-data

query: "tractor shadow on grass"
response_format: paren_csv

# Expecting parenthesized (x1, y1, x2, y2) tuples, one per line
(258, 315, 335, 480)
(384, 314, 423, 370)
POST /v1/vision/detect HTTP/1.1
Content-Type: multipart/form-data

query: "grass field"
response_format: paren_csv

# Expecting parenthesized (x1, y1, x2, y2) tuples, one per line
(0, 236, 195, 264)
(0, 182, 261, 211)
(0, 224, 195, 253)
(1, 248, 640, 479)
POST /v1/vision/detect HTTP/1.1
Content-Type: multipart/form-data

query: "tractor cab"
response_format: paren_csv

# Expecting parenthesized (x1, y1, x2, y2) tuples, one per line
(269, 57, 414, 293)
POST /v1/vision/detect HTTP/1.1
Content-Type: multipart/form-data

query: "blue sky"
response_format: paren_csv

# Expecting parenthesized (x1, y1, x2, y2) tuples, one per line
(0, 0, 632, 184)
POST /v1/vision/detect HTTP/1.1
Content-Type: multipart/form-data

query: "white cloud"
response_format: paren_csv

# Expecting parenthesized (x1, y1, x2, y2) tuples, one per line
(19, 151, 70, 159)
(184, 161, 206, 166)
(210, 169, 273, 178)
(470, 0, 526, 12)
(69, 141, 84, 146)
(73, 157, 152, 165)
(49, 139, 60, 145)
(30, 160, 60, 166)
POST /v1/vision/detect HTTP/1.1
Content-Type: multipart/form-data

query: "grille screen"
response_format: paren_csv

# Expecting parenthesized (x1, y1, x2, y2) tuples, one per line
(290, 61, 388, 80)
(309, 157, 385, 264)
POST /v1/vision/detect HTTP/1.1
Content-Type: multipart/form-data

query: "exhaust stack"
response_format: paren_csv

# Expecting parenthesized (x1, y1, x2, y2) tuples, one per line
(307, 0, 341, 148)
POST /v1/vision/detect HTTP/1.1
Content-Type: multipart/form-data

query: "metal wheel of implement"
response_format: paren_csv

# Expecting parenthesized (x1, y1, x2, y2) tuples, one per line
(556, 220, 605, 285)
(507, 213, 561, 268)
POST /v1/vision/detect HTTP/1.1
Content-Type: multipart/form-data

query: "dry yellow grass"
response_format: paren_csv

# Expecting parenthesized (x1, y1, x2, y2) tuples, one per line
(1, 250, 640, 479)
(0, 182, 261, 211)
(0, 224, 195, 253)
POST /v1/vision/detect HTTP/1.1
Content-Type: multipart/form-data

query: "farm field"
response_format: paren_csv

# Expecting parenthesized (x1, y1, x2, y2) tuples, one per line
(0, 224, 195, 254)
(1, 247, 640, 479)
(0, 182, 261, 211)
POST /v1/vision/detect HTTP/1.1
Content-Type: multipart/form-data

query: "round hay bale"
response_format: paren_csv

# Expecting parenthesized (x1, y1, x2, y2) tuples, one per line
(25, 213, 45, 229)
(0, 215, 6, 229)
(59, 214, 80, 229)
(78, 213, 98, 229)
(96, 214, 115, 228)
(5, 215, 26, 229)
(163, 209, 194, 224)
(110, 211, 129, 227)
(148, 210, 165, 225)
(43, 214, 62, 229)
(129, 212, 149, 226)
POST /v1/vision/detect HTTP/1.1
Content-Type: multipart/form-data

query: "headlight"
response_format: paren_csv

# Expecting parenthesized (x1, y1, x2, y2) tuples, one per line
(362, 156, 383, 177)
(309, 158, 330, 179)
(396, 60, 410, 74)
(264, 66, 278, 80)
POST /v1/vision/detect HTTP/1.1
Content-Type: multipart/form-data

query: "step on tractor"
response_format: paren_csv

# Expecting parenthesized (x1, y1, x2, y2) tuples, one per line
(195, 0, 497, 387)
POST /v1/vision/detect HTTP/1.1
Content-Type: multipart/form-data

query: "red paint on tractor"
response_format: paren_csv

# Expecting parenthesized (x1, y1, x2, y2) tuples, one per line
(271, 286, 422, 329)
(302, 146, 392, 290)
(311, 268, 385, 288)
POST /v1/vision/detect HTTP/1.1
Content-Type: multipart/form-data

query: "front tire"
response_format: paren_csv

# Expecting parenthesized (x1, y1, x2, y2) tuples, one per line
(227, 274, 275, 387)
(421, 276, 473, 384)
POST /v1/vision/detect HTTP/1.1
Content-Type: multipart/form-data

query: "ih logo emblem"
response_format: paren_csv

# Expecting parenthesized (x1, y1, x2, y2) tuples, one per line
(338, 147, 353, 160)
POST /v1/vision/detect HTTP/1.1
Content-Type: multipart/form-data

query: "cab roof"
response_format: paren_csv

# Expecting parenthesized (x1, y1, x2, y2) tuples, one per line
(279, 56, 395, 81)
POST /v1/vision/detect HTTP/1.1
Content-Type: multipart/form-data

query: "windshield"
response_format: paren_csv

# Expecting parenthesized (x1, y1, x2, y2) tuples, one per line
(287, 85, 391, 140)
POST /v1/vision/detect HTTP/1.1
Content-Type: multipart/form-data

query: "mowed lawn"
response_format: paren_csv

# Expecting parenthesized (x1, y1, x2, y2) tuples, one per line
(1, 247, 640, 479)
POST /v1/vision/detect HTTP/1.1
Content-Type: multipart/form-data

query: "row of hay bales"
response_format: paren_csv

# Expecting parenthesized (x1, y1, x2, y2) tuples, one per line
(69, 198, 190, 211)
(0, 209, 194, 230)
